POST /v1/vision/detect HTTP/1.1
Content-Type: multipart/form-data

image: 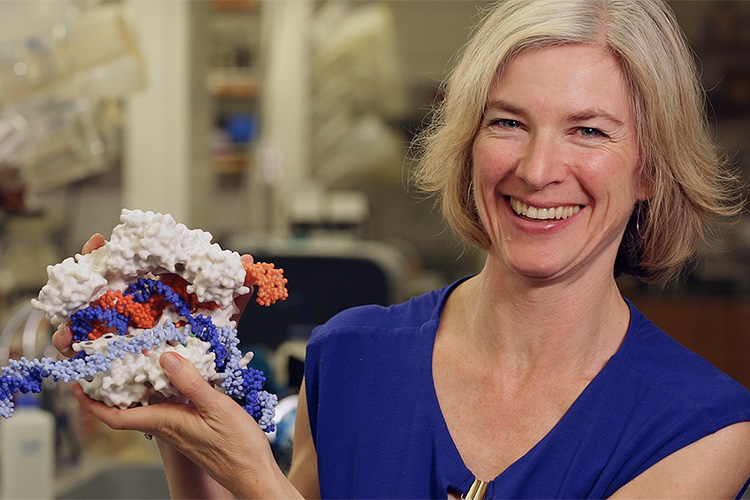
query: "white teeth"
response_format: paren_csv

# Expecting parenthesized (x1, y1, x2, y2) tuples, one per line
(510, 198, 581, 220)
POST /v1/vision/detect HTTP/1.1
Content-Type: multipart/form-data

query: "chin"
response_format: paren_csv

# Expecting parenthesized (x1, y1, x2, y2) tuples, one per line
(513, 266, 568, 283)
(501, 255, 571, 283)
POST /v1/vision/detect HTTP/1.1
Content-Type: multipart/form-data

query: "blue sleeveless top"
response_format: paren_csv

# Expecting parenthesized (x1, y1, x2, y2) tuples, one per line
(305, 279, 750, 499)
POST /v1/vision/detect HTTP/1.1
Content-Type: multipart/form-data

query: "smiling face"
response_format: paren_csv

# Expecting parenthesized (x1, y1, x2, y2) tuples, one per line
(472, 43, 649, 284)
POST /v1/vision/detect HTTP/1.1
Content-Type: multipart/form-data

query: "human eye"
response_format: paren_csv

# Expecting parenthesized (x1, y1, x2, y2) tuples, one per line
(578, 127, 607, 138)
(489, 118, 522, 129)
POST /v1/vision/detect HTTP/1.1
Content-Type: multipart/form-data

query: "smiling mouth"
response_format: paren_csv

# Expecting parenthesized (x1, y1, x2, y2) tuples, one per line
(510, 197, 582, 221)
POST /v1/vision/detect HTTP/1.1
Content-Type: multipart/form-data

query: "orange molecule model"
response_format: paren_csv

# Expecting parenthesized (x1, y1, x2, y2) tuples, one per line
(243, 261, 289, 307)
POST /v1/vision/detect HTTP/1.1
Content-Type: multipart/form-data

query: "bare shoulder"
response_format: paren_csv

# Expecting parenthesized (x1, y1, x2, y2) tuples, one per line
(610, 421, 750, 499)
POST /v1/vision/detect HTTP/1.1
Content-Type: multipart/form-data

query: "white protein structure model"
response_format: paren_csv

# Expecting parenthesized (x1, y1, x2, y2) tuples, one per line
(1, 209, 287, 430)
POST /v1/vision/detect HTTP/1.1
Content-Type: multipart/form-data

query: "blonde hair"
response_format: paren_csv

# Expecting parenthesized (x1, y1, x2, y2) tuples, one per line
(413, 0, 743, 284)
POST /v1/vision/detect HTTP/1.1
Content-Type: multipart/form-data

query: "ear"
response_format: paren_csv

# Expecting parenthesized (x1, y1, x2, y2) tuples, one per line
(635, 169, 653, 202)
(636, 184, 653, 202)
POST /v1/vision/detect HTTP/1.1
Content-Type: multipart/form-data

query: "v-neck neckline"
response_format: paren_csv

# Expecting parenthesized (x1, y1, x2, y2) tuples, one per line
(423, 278, 635, 497)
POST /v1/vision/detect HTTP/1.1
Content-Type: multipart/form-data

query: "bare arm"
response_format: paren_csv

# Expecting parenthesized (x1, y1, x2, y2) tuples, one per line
(287, 380, 321, 499)
(610, 421, 750, 499)
(156, 439, 233, 499)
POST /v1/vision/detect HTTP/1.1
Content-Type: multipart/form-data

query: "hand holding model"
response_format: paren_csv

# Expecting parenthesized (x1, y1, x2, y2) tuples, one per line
(40, 209, 299, 498)
(69, 332, 297, 498)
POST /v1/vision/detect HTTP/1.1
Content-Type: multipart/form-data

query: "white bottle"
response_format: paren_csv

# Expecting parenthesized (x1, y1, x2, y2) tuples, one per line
(0, 393, 55, 499)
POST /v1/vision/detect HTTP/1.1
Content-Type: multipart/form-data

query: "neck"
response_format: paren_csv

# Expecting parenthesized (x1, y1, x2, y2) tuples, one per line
(450, 257, 630, 379)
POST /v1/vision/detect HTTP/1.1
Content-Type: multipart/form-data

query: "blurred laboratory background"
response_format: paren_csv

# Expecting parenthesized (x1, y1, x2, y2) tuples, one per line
(0, 0, 748, 497)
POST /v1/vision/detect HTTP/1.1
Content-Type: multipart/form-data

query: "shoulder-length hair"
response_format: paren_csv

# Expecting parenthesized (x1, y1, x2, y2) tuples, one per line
(412, 0, 743, 284)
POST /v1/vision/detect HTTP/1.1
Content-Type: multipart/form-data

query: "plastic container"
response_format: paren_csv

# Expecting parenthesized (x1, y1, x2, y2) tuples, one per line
(0, 393, 55, 499)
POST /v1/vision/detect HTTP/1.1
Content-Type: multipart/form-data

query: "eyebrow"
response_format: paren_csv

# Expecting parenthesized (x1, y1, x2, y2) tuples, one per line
(485, 99, 626, 127)
(485, 99, 526, 118)
(566, 109, 626, 127)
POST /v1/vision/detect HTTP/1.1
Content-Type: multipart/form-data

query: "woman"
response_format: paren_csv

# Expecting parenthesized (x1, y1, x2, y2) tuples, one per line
(57, 0, 750, 498)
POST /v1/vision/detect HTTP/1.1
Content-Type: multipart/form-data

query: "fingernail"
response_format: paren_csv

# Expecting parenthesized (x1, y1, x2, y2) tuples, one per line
(161, 353, 182, 374)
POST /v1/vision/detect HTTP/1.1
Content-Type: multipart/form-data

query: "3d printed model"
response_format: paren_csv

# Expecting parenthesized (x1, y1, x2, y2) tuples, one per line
(0, 209, 287, 431)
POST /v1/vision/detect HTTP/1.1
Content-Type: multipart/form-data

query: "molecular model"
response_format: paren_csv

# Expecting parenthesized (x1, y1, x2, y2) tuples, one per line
(0, 209, 288, 431)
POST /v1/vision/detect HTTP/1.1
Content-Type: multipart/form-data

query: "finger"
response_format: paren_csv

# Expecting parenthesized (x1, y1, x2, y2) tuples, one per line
(71, 383, 134, 431)
(160, 352, 222, 411)
(241, 253, 254, 265)
(82, 233, 106, 254)
(158, 354, 272, 466)
(71, 383, 196, 437)
(51, 324, 76, 358)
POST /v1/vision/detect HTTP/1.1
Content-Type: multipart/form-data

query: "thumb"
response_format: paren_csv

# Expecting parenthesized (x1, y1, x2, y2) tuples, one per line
(240, 253, 255, 265)
(160, 352, 217, 407)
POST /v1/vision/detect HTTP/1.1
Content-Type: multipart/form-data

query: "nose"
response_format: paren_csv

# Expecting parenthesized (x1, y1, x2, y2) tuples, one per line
(515, 132, 567, 190)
